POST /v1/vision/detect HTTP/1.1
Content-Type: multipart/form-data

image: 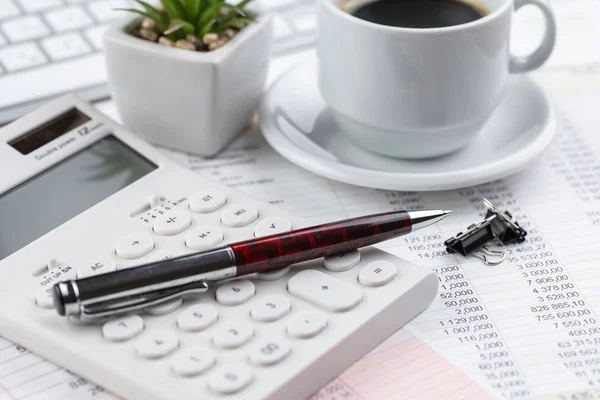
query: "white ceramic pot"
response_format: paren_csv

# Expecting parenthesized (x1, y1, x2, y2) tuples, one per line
(104, 15, 272, 156)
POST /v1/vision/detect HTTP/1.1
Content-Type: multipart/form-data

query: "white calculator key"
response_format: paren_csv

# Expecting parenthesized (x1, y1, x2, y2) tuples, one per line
(212, 320, 254, 349)
(286, 311, 328, 339)
(323, 250, 361, 272)
(358, 260, 397, 287)
(151, 248, 185, 262)
(0, 42, 47, 71)
(41, 33, 91, 61)
(171, 349, 215, 377)
(35, 288, 54, 309)
(248, 338, 291, 366)
(185, 225, 224, 251)
(189, 191, 226, 213)
(44, 6, 93, 32)
(153, 211, 191, 236)
(77, 257, 117, 278)
(136, 330, 179, 359)
(177, 304, 218, 332)
(288, 269, 363, 312)
(0, 1, 20, 20)
(208, 364, 253, 394)
(17, 0, 61, 12)
(145, 298, 183, 316)
(256, 266, 291, 281)
(102, 315, 144, 342)
(216, 280, 255, 306)
(1, 16, 50, 42)
(87, 0, 129, 21)
(115, 233, 154, 259)
(250, 295, 291, 322)
(254, 217, 292, 237)
(221, 203, 258, 227)
(84, 24, 109, 50)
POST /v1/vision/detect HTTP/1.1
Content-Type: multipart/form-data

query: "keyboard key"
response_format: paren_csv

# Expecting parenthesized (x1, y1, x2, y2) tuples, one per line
(221, 203, 259, 227)
(256, 266, 291, 281)
(208, 364, 253, 394)
(84, 24, 109, 50)
(216, 280, 255, 306)
(212, 320, 254, 349)
(102, 315, 144, 342)
(288, 269, 363, 312)
(41, 33, 91, 61)
(136, 330, 179, 359)
(153, 210, 191, 236)
(250, 295, 291, 322)
(286, 311, 327, 339)
(115, 232, 154, 259)
(45, 6, 94, 32)
(2, 16, 50, 42)
(358, 260, 397, 287)
(76, 257, 117, 278)
(145, 298, 183, 316)
(323, 250, 361, 272)
(292, 11, 317, 33)
(17, 0, 61, 12)
(248, 338, 291, 366)
(0, 0, 20, 20)
(35, 288, 54, 309)
(0, 42, 47, 71)
(272, 16, 292, 40)
(254, 217, 292, 237)
(177, 304, 218, 332)
(87, 0, 129, 22)
(171, 349, 216, 377)
(189, 190, 226, 213)
(185, 225, 224, 251)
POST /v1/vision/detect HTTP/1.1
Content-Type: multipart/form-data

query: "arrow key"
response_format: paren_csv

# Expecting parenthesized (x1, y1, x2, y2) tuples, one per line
(115, 233, 154, 259)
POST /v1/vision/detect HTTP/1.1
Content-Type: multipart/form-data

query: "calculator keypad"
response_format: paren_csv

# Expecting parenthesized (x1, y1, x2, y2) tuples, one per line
(185, 225, 224, 251)
(220, 203, 259, 227)
(287, 270, 363, 312)
(358, 260, 397, 287)
(189, 191, 227, 213)
(115, 232, 155, 259)
(248, 338, 291, 366)
(208, 364, 253, 394)
(323, 250, 362, 272)
(286, 311, 328, 339)
(135, 330, 179, 359)
(215, 280, 256, 306)
(177, 304, 219, 332)
(250, 295, 292, 322)
(212, 320, 254, 349)
(171, 349, 216, 377)
(102, 315, 144, 342)
(153, 210, 191, 236)
(145, 298, 183, 316)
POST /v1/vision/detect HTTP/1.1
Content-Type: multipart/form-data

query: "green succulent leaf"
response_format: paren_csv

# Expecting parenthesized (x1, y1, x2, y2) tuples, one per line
(165, 18, 195, 35)
(161, 0, 188, 20)
(215, 16, 253, 31)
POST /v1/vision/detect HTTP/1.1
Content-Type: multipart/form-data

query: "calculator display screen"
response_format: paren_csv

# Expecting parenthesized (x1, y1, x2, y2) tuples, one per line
(0, 136, 157, 261)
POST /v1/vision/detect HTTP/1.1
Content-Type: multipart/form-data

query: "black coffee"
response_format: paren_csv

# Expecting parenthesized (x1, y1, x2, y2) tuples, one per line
(350, 0, 489, 28)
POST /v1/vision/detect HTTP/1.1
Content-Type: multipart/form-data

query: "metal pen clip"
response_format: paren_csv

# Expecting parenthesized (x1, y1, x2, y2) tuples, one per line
(58, 280, 210, 323)
(444, 198, 527, 266)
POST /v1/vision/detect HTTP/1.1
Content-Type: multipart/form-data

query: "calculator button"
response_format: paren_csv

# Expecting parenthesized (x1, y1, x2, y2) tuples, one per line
(358, 260, 397, 287)
(185, 225, 224, 251)
(35, 288, 54, 309)
(153, 211, 191, 236)
(102, 315, 144, 342)
(323, 250, 361, 272)
(256, 266, 291, 281)
(151, 248, 185, 262)
(212, 320, 254, 349)
(171, 349, 215, 377)
(248, 338, 291, 366)
(177, 304, 218, 332)
(288, 269, 363, 312)
(135, 330, 179, 359)
(77, 258, 117, 279)
(254, 217, 292, 237)
(286, 311, 328, 339)
(115, 233, 154, 259)
(189, 191, 226, 213)
(216, 280, 255, 306)
(145, 298, 183, 316)
(221, 203, 259, 228)
(250, 295, 291, 322)
(208, 364, 253, 394)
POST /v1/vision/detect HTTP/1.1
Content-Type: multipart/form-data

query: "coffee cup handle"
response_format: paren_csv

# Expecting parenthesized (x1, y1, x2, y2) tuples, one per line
(509, 0, 557, 73)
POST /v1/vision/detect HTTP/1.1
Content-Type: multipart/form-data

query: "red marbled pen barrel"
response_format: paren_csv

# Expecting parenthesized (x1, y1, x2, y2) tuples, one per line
(53, 209, 450, 320)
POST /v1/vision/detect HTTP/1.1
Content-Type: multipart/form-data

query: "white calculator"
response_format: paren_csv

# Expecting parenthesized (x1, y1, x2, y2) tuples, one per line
(0, 95, 438, 400)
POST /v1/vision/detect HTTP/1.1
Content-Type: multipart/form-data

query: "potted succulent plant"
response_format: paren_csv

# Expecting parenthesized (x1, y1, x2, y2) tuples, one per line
(104, 0, 272, 156)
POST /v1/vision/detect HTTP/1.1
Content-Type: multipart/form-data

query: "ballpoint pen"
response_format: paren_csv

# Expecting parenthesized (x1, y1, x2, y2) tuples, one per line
(53, 209, 451, 321)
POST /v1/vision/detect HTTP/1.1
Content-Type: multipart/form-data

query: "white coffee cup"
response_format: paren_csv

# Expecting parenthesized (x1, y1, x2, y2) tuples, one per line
(317, 0, 556, 159)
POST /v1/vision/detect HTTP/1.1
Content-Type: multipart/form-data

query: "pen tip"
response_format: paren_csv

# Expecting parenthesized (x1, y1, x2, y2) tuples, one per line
(443, 210, 452, 217)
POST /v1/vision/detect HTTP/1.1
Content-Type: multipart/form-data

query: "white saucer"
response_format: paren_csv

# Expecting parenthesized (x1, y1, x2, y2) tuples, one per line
(259, 55, 557, 191)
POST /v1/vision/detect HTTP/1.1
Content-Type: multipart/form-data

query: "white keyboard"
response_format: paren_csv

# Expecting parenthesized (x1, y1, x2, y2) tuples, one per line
(0, 0, 318, 124)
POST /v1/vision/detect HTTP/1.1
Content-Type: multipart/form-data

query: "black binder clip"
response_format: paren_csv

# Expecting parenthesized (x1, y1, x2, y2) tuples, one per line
(444, 198, 527, 265)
